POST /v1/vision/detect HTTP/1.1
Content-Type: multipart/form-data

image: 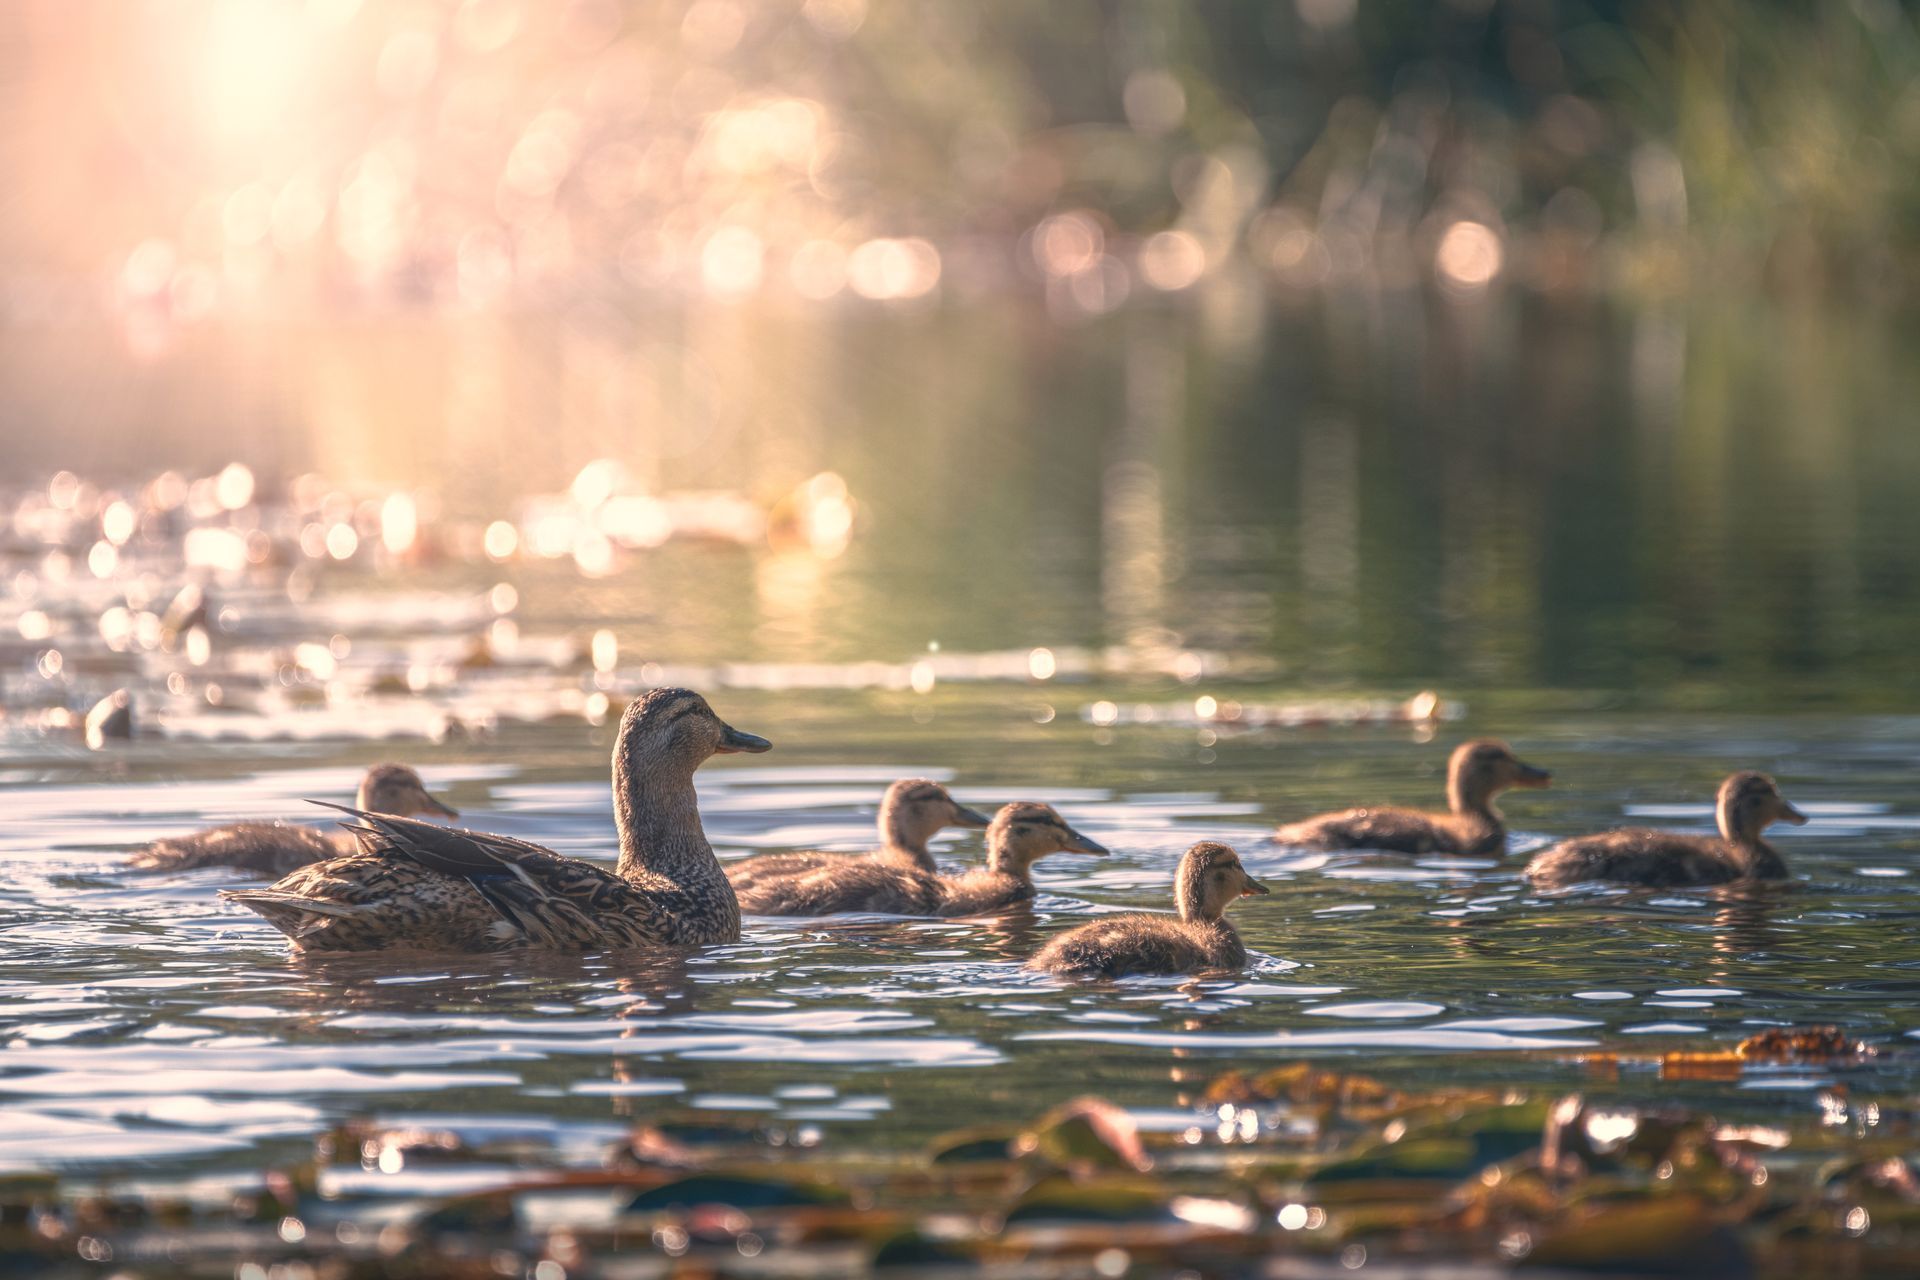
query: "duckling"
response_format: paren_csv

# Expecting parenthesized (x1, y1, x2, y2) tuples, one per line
(1273, 739, 1551, 855)
(742, 801, 1106, 917)
(221, 689, 770, 951)
(1028, 842, 1269, 979)
(129, 764, 458, 876)
(1524, 771, 1806, 889)
(727, 778, 991, 899)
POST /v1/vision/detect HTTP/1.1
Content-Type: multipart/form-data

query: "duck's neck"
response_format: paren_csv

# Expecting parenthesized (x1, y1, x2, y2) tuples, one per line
(1448, 777, 1499, 824)
(1719, 813, 1786, 878)
(879, 807, 934, 867)
(1736, 839, 1788, 878)
(612, 760, 725, 892)
(1204, 917, 1247, 967)
(1174, 874, 1221, 925)
(985, 843, 1031, 884)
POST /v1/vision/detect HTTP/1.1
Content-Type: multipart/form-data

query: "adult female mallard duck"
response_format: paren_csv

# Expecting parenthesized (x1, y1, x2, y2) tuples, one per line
(727, 778, 991, 902)
(129, 764, 457, 876)
(1028, 841, 1269, 979)
(740, 801, 1105, 917)
(1524, 771, 1806, 889)
(1273, 739, 1551, 855)
(221, 689, 770, 951)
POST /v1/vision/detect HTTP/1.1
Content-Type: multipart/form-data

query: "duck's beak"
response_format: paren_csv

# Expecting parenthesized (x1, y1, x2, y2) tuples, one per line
(1063, 827, 1109, 855)
(1778, 799, 1809, 826)
(1512, 761, 1553, 788)
(1242, 876, 1271, 897)
(716, 724, 773, 754)
(416, 789, 459, 820)
(950, 802, 994, 828)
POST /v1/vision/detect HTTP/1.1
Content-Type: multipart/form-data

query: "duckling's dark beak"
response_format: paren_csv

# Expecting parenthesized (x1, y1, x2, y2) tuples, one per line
(1778, 800, 1809, 826)
(950, 802, 994, 828)
(716, 724, 773, 754)
(418, 790, 459, 819)
(1242, 877, 1271, 896)
(1063, 827, 1109, 856)
(1513, 762, 1553, 788)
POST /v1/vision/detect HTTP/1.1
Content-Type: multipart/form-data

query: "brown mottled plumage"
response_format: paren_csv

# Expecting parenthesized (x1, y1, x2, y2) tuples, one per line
(1029, 842, 1269, 979)
(221, 689, 770, 951)
(129, 764, 457, 876)
(728, 778, 991, 902)
(1525, 771, 1806, 889)
(740, 802, 1106, 918)
(1273, 739, 1552, 855)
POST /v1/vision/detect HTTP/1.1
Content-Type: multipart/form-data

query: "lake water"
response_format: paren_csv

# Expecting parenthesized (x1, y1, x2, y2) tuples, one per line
(3, 290, 1919, 1274)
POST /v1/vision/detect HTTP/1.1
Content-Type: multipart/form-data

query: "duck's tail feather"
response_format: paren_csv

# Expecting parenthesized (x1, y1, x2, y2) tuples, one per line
(220, 887, 360, 938)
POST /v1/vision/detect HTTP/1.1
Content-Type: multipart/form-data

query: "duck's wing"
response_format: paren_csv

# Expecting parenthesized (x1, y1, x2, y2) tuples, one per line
(728, 849, 849, 891)
(1030, 914, 1207, 979)
(933, 870, 1032, 917)
(741, 858, 941, 916)
(131, 822, 339, 875)
(1525, 830, 1730, 887)
(329, 807, 683, 949)
(1275, 806, 1450, 853)
(221, 853, 509, 951)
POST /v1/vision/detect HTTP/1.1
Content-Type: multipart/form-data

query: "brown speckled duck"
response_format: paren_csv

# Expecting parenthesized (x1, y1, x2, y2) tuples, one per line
(741, 801, 1106, 917)
(1029, 841, 1268, 979)
(1273, 739, 1551, 855)
(1525, 771, 1805, 889)
(728, 778, 991, 903)
(130, 764, 457, 876)
(221, 689, 770, 951)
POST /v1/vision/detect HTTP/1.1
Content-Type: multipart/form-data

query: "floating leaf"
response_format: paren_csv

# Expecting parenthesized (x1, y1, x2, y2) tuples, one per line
(1020, 1097, 1151, 1175)
(1003, 1174, 1178, 1225)
(872, 1230, 989, 1267)
(627, 1172, 850, 1214)
(1738, 1026, 1869, 1063)
(926, 1126, 1020, 1165)
(1525, 1196, 1750, 1273)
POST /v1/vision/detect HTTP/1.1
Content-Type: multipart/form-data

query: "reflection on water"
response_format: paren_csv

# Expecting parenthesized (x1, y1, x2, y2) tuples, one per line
(5, 295, 1918, 698)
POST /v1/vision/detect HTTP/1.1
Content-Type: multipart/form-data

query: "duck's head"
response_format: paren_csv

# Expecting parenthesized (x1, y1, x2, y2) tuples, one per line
(358, 763, 458, 820)
(879, 778, 993, 850)
(616, 688, 772, 780)
(985, 801, 1107, 874)
(1174, 841, 1269, 923)
(1449, 739, 1552, 811)
(1716, 771, 1806, 843)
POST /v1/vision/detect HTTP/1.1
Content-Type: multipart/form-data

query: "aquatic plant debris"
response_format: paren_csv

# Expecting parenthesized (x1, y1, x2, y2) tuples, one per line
(2, 1036, 1914, 1278)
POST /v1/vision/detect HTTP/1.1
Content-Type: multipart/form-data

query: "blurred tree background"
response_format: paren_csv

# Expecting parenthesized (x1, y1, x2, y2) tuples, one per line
(0, 0, 1913, 322)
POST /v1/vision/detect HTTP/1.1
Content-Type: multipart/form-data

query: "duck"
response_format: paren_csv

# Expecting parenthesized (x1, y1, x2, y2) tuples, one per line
(1028, 841, 1268, 979)
(221, 688, 770, 951)
(727, 778, 992, 902)
(1272, 739, 1551, 855)
(129, 764, 458, 876)
(740, 801, 1106, 917)
(1524, 771, 1806, 889)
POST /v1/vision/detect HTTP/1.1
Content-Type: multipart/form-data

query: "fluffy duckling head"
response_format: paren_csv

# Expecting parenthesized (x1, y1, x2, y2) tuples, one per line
(1716, 771, 1806, 844)
(879, 778, 992, 850)
(1173, 841, 1269, 923)
(1447, 739, 1552, 813)
(357, 764, 458, 820)
(616, 688, 771, 783)
(984, 802, 1107, 875)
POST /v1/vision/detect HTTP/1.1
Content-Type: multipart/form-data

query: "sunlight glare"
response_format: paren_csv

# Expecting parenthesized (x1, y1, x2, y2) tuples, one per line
(201, 1, 305, 140)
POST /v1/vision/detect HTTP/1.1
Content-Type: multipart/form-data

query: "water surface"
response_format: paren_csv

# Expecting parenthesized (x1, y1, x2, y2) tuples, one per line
(3, 293, 1918, 1272)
